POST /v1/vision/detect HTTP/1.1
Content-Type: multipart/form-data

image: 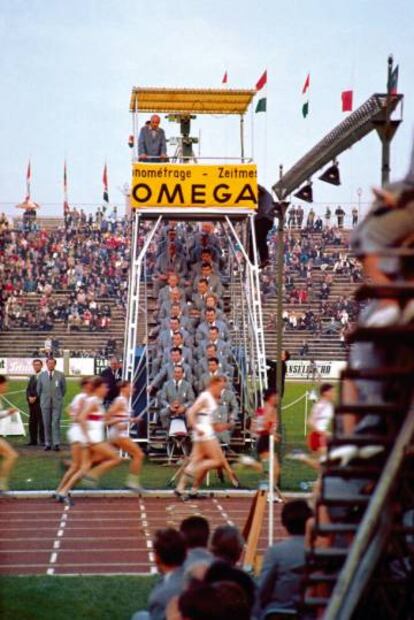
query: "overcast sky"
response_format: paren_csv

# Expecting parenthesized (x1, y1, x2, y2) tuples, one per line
(0, 0, 413, 216)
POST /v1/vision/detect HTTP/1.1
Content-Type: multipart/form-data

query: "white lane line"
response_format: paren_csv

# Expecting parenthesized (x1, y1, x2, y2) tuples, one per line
(139, 498, 156, 573)
(46, 504, 70, 575)
(213, 499, 234, 526)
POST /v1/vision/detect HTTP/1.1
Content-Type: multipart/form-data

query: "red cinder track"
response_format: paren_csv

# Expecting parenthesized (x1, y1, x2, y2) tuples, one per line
(0, 496, 286, 576)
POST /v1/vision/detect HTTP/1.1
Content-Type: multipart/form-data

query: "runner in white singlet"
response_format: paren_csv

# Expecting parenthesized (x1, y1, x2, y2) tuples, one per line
(76, 377, 121, 486)
(55, 377, 93, 503)
(106, 381, 144, 492)
(175, 376, 233, 499)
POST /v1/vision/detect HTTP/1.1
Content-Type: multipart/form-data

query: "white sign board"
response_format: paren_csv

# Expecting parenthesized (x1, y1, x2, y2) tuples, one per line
(0, 411, 25, 437)
(0, 357, 93, 376)
(287, 360, 346, 380)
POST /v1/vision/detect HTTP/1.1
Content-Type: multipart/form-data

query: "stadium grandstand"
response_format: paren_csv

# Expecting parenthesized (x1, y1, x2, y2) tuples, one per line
(0, 208, 359, 362)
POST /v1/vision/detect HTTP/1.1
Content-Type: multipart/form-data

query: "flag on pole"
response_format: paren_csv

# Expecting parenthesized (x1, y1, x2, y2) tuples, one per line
(301, 73, 310, 118)
(256, 70, 267, 91)
(222, 71, 228, 84)
(389, 64, 399, 95)
(103, 163, 109, 204)
(25, 160, 31, 200)
(255, 69, 267, 113)
(341, 90, 353, 112)
(63, 161, 70, 215)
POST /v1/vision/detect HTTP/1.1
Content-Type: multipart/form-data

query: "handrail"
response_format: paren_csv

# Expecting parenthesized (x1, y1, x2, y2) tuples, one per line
(324, 406, 414, 619)
(132, 156, 254, 164)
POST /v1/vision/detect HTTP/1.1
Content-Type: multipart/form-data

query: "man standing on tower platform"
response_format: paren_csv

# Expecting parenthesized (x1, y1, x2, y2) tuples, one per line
(138, 114, 168, 162)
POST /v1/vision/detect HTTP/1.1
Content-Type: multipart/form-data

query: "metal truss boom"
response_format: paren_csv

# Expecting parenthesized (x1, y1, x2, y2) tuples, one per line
(273, 93, 403, 200)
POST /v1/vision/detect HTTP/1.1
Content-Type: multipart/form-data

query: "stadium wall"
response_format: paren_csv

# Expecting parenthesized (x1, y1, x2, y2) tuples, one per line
(0, 357, 346, 380)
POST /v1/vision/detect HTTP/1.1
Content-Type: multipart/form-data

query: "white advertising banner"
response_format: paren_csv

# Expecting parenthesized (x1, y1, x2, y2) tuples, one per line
(0, 357, 94, 376)
(287, 360, 346, 380)
(68, 358, 95, 376)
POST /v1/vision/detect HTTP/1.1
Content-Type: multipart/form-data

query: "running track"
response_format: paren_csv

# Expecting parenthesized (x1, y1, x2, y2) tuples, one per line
(0, 494, 287, 576)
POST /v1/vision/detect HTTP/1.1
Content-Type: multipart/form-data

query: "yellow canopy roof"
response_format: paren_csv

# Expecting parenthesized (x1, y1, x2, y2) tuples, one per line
(129, 87, 256, 115)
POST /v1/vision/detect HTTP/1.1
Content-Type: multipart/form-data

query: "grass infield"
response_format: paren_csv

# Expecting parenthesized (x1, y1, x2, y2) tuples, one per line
(0, 575, 157, 620)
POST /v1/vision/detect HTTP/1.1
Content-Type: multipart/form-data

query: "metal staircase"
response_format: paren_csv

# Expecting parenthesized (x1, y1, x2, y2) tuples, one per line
(123, 212, 267, 454)
(303, 283, 414, 619)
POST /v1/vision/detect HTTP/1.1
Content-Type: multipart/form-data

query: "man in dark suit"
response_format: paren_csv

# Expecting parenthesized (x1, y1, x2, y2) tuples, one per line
(131, 528, 186, 620)
(100, 356, 121, 408)
(26, 358, 44, 446)
(257, 500, 312, 616)
(266, 350, 290, 398)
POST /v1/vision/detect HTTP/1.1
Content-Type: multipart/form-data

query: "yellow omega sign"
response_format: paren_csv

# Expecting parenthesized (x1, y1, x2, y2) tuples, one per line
(131, 163, 258, 209)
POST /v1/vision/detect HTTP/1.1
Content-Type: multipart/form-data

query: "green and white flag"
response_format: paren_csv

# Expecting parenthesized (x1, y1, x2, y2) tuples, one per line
(255, 70, 267, 113)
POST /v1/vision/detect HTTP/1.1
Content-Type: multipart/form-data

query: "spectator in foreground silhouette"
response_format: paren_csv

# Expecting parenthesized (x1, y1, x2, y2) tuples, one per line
(257, 500, 312, 617)
(131, 528, 186, 620)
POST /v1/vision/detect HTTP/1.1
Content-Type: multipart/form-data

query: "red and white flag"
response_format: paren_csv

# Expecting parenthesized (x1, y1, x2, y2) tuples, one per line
(103, 163, 109, 203)
(255, 70, 267, 91)
(25, 160, 31, 201)
(302, 73, 310, 94)
(63, 161, 70, 214)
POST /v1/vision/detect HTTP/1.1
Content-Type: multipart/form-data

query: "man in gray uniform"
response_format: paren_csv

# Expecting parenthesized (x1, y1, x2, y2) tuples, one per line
(196, 345, 233, 383)
(158, 365, 195, 430)
(216, 386, 239, 445)
(196, 327, 231, 362)
(138, 114, 168, 162)
(192, 263, 224, 298)
(149, 348, 193, 393)
(37, 357, 66, 451)
(157, 273, 184, 305)
(198, 357, 230, 392)
(195, 308, 229, 344)
(158, 317, 192, 349)
(153, 331, 194, 374)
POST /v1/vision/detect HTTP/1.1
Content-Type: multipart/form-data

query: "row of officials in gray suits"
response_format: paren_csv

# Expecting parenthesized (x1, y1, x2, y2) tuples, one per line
(147, 218, 241, 440)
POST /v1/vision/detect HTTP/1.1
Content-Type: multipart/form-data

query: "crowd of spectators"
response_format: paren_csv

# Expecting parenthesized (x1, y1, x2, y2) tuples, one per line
(286, 204, 358, 231)
(0, 207, 129, 333)
(262, 219, 361, 346)
(1, 202, 361, 362)
(131, 499, 312, 620)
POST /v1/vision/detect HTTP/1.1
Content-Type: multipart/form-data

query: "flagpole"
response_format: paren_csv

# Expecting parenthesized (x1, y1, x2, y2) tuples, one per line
(26, 160, 31, 201)
(381, 55, 393, 186)
(251, 102, 255, 161)
(240, 115, 245, 162)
